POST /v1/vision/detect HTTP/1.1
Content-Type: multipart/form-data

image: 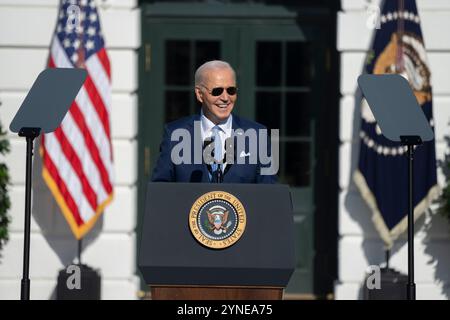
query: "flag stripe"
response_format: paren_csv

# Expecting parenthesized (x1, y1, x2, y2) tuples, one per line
(45, 132, 97, 222)
(59, 109, 109, 201)
(41, 135, 83, 226)
(96, 47, 111, 80)
(83, 75, 111, 139)
(69, 100, 113, 194)
(86, 52, 112, 111)
(53, 126, 98, 210)
(74, 87, 114, 183)
(48, 55, 114, 187)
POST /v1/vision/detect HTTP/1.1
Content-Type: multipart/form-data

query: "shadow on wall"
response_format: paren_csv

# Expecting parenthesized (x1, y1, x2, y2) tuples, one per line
(344, 86, 396, 263)
(341, 17, 388, 294)
(345, 87, 450, 299)
(31, 138, 103, 299)
(423, 138, 450, 299)
(343, 86, 388, 299)
(422, 211, 450, 299)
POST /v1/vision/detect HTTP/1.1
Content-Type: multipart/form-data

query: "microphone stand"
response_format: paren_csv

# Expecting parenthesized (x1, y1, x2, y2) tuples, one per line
(215, 165, 223, 183)
(209, 163, 223, 183)
(215, 136, 235, 183)
(204, 138, 225, 183)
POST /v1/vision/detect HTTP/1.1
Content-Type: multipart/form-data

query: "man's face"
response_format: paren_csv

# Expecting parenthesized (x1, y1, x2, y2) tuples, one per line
(195, 67, 236, 124)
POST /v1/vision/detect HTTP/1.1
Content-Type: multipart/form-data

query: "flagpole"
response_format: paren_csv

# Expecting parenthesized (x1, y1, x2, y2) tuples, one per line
(385, 249, 390, 270)
(78, 238, 82, 265)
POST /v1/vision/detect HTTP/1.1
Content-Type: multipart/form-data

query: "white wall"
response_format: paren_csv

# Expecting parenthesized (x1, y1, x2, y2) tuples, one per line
(0, 0, 140, 299)
(337, 0, 450, 300)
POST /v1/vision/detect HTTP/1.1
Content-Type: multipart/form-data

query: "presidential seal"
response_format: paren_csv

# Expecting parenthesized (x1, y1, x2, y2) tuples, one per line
(189, 191, 246, 249)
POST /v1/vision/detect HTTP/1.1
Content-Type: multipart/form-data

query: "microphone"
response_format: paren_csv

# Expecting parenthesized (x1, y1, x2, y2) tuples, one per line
(223, 136, 234, 176)
(202, 138, 216, 182)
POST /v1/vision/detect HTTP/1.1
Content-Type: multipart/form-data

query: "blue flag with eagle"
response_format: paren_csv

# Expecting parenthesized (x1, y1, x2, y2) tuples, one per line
(354, 0, 439, 248)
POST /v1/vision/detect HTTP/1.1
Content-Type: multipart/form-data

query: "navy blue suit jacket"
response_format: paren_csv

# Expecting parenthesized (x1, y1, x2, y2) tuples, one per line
(151, 114, 277, 184)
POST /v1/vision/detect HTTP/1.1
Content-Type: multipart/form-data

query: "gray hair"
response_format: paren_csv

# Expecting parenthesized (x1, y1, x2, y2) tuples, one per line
(194, 60, 236, 86)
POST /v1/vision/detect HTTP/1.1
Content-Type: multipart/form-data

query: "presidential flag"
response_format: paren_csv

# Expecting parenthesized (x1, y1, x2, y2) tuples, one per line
(354, 0, 439, 248)
(41, 0, 114, 239)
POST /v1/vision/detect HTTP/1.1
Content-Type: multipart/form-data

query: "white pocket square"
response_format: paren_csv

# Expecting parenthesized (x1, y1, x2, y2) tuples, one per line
(239, 151, 251, 158)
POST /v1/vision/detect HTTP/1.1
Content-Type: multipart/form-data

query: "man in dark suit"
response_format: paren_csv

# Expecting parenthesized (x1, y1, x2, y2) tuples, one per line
(151, 60, 277, 184)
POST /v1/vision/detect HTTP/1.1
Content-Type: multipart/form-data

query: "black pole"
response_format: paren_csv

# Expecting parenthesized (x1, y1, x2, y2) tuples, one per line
(406, 144, 416, 300)
(19, 128, 40, 300)
(400, 135, 421, 300)
(20, 136, 33, 300)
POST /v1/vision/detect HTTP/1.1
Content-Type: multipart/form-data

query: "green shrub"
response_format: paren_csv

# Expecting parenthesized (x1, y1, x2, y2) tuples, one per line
(0, 117, 10, 256)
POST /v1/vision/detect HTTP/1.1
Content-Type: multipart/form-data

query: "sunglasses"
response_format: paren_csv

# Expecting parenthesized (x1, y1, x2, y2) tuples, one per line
(200, 85, 237, 97)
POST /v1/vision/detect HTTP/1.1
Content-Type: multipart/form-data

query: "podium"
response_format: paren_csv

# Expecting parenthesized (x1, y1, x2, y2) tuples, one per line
(138, 182, 295, 300)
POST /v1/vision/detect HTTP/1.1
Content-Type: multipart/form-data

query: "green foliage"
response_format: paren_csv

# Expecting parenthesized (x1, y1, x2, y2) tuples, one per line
(0, 117, 10, 255)
(438, 137, 450, 223)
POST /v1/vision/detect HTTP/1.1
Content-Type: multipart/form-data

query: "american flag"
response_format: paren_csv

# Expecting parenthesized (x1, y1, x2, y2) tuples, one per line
(41, 0, 114, 239)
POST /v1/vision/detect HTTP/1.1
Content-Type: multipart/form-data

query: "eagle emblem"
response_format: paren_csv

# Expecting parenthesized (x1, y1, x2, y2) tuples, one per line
(373, 32, 431, 106)
(206, 205, 231, 235)
(189, 191, 246, 249)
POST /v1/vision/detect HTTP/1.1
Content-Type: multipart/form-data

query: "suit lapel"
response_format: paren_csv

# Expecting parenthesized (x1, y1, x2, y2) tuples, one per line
(232, 114, 241, 131)
(187, 114, 209, 182)
(223, 114, 243, 180)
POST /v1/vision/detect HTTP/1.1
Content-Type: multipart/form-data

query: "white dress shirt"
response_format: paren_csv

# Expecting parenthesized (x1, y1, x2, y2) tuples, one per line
(200, 110, 232, 166)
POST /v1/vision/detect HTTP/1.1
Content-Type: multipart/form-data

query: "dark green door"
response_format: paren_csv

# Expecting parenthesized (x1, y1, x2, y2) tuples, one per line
(239, 24, 325, 294)
(139, 3, 337, 296)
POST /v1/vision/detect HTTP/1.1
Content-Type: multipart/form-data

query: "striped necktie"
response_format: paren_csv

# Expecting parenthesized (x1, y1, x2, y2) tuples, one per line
(212, 125, 223, 173)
